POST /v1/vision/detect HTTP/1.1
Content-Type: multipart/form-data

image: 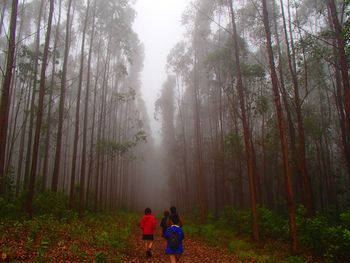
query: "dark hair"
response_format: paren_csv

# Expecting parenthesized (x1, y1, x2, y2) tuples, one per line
(164, 210, 170, 217)
(144, 208, 151, 215)
(170, 206, 177, 214)
(171, 214, 180, 225)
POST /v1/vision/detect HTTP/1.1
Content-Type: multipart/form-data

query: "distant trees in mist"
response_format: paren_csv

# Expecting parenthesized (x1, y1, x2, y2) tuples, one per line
(0, 0, 151, 215)
(157, 0, 350, 253)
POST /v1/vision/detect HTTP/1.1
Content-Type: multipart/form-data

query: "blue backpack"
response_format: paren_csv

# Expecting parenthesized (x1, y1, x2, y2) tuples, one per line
(168, 230, 180, 249)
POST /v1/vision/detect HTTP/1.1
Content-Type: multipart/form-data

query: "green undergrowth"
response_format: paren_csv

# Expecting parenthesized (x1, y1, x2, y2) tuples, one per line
(183, 222, 302, 263)
(0, 193, 138, 262)
(184, 206, 350, 263)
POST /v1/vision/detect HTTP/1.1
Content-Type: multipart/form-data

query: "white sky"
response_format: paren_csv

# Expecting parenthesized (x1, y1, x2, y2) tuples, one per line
(132, 0, 189, 144)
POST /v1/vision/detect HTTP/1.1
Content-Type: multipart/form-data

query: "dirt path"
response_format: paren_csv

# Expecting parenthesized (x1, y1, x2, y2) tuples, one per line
(123, 227, 239, 263)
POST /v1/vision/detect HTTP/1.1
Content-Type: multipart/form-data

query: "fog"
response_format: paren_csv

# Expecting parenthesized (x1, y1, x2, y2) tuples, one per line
(133, 0, 188, 144)
(1, 0, 348, 225)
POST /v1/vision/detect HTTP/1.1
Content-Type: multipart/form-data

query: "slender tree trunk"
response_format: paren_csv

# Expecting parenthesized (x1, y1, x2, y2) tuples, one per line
(69, 0, 90, 210)
(0, 0, 18, 193)
(80, 0, 94, 213)
(16, 84, 31, 195)
(52, 0, 73, 191)
(326, 1, 350, 172)
(86, 39, 101, 208)
(280, 0, 314, 216)
(42, 0, 62, 190)
(262, 0, 298, 253)
(25, 0, 54, 216)
(228, 0, 259, 241)
(193, 50, 207, 222)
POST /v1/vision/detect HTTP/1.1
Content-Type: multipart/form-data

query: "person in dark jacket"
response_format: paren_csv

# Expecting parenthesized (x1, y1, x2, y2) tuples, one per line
(160, 210, 170, 238)
(140, 207, 156, 257)
(167, 206, 183, 227)
(165, 214, 184, 262)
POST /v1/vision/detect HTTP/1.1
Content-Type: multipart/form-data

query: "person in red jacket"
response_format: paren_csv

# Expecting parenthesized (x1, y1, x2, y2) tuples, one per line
(140, 207, 156, 257)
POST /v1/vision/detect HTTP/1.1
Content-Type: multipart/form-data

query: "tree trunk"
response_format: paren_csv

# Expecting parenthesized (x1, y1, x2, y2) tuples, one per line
(280, 0, 314, 216)
(25, 0, 54, 216)
(52, 0, 73, 192)
(0, 0, 18, 193)
(326, 1, 350, 174)
(262, 0, 298, 253)
(79, 0, 94, 214)
(42, 0, 62, 190)
(69, 0, 90, 210)
(228, 0, 259, 241)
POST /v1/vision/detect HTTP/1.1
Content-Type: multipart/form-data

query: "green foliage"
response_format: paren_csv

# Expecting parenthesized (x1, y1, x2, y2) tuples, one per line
(32, 191, 69, 217)
(227, 239, 252, 252)
(297, 207, 350, 261)
(224, 133, 243, 154)
(96, 130, 146, 157)
(95, 252, 107, 263)
(281, 256, 307, 263)
(219, 207, 252, 235)
(257, 207, 288, 240)
(0, 196, 23, 219)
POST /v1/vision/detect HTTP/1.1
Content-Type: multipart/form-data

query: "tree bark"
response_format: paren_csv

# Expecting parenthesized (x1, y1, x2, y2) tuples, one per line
(262, 0, 298, 253)
(25, 0, 54, 216)
(52, 0, 73, 192)
(0, 0, 18, 193)
(228, 0, 259, 241)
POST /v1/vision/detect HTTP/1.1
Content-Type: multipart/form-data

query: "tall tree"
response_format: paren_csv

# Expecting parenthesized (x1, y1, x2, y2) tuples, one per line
(262, 0, 298, 253)
(69, 0, 90, 209)
(0, 0, 18, 193)
(52, 0, 73, 192)
(228, 0, 259, 241)
(25, 0, 55, 216)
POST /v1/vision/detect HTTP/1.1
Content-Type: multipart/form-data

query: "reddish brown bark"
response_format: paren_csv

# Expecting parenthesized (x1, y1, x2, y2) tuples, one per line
(25, 0, 55, 216)
(52, 0, 73, 192)
(228, 0, 259, 242)
(0, 0, 18, 193)
(262, 0, 298, 253)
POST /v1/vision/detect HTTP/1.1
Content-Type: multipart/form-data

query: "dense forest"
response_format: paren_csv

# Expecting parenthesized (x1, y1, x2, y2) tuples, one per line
(1, 0, 350, 262)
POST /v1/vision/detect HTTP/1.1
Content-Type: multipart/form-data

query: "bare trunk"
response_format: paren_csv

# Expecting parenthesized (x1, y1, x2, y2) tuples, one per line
(0, 0, 18, 193)
(262, 0, 298, 252)
(228, 0, 259, 241)
(25, 0, 54, 216)
(52, 0, 73, 191)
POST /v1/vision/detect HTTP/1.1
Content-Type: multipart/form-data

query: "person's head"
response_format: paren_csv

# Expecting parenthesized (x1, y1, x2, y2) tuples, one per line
(170, 206, 177, 215)
(164, 210, 170, 217)
(170, 214, 180, 225)
(144, 207, 151, 215)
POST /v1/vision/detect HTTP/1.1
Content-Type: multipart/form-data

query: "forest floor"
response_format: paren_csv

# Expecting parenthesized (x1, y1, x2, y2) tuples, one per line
(123, 227, 239, 263)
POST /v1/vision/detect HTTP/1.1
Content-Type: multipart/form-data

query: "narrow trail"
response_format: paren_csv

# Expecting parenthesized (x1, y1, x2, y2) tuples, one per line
(123, 225, 239, 263)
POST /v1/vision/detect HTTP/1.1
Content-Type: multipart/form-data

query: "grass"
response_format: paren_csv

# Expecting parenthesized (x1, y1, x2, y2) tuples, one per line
(0, 211, 137, 262)
(183, 220, 310, 263)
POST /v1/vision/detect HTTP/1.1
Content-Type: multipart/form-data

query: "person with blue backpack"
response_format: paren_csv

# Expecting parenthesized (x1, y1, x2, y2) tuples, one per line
(164, 214, 184, 262)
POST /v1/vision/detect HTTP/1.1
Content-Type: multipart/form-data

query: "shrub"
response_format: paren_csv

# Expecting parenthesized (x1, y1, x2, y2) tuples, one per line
(257, 207, 288, 240)
(32, 191, 68, 217)
(297, 209, 350, 261)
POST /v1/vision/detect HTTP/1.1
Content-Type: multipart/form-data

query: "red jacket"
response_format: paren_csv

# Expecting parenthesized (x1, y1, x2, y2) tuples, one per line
(140, 214, 156, 235)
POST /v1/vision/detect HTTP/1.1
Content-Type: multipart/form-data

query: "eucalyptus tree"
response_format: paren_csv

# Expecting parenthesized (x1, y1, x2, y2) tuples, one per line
(69, 0, 90, 210)
(0, 0, 18, 193)
(262, 0, 298, 253)
(25, 0, 55, 216)
(52, 0, 73, 192)
(155, 76, 177, 203)
(227, 0, 259, 241)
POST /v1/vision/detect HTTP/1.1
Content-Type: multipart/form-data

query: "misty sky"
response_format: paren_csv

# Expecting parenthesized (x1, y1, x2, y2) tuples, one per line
(133, 0, 188, 143)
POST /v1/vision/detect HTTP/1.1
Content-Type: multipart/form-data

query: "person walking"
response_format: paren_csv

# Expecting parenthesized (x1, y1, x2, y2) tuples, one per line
(140, 207, 156, 257)
(167, 206, 183, 227)
(165, 214, 184, 262)
(160, 210, 170, 238)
